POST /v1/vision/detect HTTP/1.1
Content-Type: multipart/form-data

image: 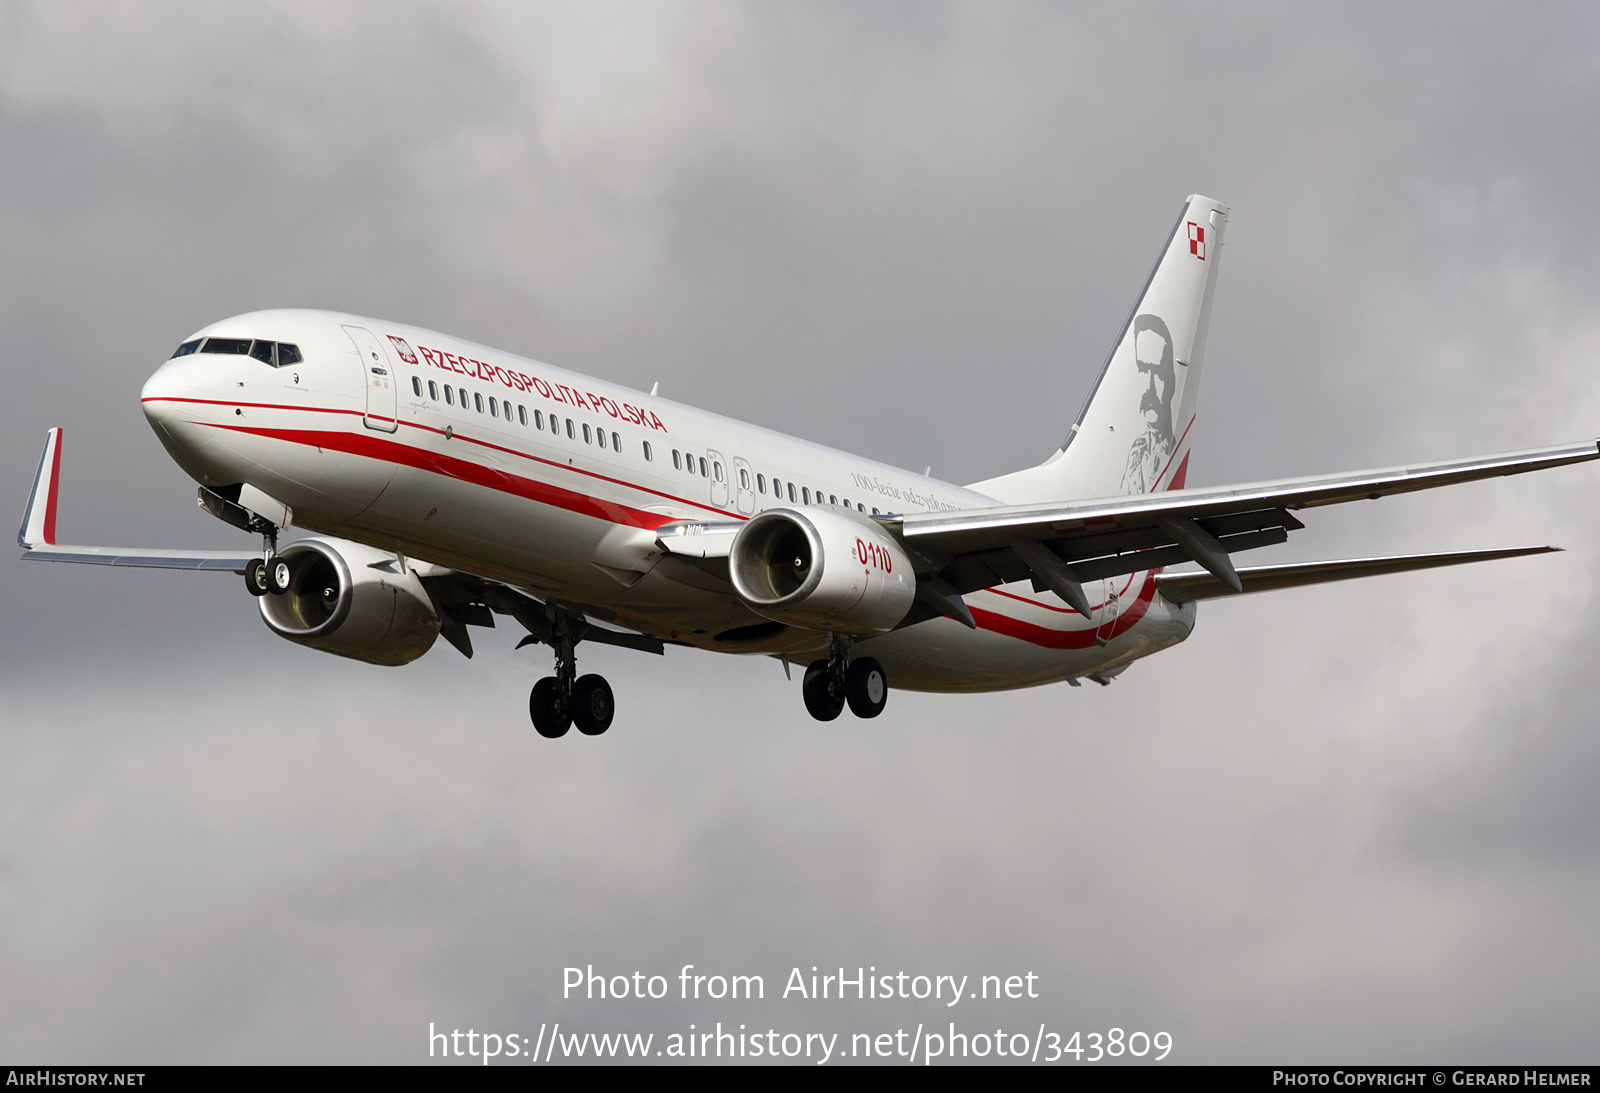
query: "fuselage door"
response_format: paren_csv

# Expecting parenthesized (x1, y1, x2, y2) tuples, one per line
(732, 456, 756, 515)
(343, 325, 399, 433)
(706, 448, 731, 509)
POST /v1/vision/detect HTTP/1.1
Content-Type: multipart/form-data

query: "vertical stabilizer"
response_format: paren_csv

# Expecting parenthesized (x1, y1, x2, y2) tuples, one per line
(968, 194, 1229, 503)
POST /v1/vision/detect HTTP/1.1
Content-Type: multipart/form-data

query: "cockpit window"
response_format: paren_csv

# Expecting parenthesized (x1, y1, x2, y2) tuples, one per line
(197, 338, 303, 366)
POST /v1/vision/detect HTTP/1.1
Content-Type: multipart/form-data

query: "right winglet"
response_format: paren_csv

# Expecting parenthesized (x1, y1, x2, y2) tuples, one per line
(18, 427, 63, 549)
(17, 427, 258, 573)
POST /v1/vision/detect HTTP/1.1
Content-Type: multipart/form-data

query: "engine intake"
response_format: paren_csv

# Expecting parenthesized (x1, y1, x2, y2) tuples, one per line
(259, 537, 439, 665)
(730, 508, 916, 634)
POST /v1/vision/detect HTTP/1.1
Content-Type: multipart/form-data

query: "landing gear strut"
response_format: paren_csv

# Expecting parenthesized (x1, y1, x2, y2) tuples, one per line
(527, 607, 614, 738)
(802, 634, 888, 721)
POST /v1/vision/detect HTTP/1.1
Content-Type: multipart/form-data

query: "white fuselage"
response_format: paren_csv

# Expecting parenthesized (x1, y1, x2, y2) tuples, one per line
(139, 309, 1195, 690)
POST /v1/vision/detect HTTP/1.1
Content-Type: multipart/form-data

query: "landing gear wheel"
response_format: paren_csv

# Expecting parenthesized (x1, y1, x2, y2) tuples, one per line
(267, 555, 292, 595)
(802, 659, 845, 721)
(845, 657, 888, 719)
(245, 558, 270, 597)
(529, 677, 571, 738)
(571, 674, 614, 736)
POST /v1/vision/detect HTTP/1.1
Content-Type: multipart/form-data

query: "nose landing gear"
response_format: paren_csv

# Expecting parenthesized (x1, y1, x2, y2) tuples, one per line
(243, 531, 291, 597)
(801, 634, 888, 721)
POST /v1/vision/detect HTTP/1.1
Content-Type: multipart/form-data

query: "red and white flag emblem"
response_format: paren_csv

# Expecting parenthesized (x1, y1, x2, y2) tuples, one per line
(387, 335, 419, 365)
(1187, 221, 1206, 260)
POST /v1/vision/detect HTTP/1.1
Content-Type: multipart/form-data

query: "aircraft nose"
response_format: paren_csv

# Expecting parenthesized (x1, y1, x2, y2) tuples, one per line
(141, 357, 204, 428)
(141, 355, 227, 483)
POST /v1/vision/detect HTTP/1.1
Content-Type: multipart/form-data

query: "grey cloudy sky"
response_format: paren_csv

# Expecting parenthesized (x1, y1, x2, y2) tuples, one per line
(3, 0, 1600, 1064)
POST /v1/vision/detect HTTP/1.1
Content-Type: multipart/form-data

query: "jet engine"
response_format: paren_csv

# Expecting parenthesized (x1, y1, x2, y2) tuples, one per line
(729, 508, 917, 634)
(258, 537, 439, 665)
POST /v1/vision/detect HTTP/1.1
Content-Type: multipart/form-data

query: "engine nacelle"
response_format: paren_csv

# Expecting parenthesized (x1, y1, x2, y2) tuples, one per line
(258, 537, 439, 665)
(730, 508, 917, 634)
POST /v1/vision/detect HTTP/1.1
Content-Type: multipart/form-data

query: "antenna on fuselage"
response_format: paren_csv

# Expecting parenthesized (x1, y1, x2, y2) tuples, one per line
(650, 381, 659, 397)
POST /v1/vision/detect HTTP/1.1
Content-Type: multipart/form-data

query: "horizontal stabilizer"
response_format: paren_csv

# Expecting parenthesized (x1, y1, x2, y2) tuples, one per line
(1154, 546, 1558, 604)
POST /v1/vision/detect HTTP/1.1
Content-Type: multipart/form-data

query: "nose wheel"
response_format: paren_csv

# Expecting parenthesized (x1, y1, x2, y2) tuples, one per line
(244, 545, 292, 597)
(801, 636, 888, 721)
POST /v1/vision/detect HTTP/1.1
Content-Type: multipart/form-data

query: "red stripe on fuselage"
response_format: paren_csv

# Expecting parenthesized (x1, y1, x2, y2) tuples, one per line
(212, 422, 677, 530)
(147, 397, 1167, 653)
(142, 396, 735, 520)
(970, 572, 1158, 649)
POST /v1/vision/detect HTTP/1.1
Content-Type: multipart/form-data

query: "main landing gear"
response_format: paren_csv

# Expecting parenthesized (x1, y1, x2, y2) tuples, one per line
(527, 609, 614, 739)
(243, 530, 291, 597)
(801, 633, 888, 721)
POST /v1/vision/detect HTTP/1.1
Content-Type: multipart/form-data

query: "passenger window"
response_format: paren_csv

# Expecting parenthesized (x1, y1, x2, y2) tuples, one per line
(672, 450, 681, 470)
(534, 409, 543, 429)
(757, 474, 765, 493)
(277, 344, 302, 366)
(872, 507, 879, 515)
(596, 428, 606, 449)
(829, 494, 837, 505)
(583, 423, 592, 444)
(699, 457, 708, 477)
(858, 503, 865, 512)
(787, 483, 796, 503)
(550, 414, 560, 434)
(201, 338, 252, 355)
(566, 419, 575, 439)
(428, 381, 438, 400)
(412, 376, 422, 396)
(458, 387, 468, 406)
(172, 339, 202, 358)
(643, 441, 653, 461)
(802, 488, 811, 504)
(489, 397, 498, 418)
(714, 462, 724, 482)
(444, 387, 454, 406)
(519, 405, 527, 426)
(249, 340, 275, 365)
(474, 393, 483, 413)
(739, 468, 750, 489)
(612, 431, 620, 450)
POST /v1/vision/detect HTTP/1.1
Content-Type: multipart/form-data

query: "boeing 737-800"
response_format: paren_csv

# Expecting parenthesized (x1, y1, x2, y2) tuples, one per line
(18, 195, 1599, 736)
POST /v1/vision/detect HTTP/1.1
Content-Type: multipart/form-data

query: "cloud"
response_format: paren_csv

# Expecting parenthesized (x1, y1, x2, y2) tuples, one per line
(2, 0, 1599, 1063)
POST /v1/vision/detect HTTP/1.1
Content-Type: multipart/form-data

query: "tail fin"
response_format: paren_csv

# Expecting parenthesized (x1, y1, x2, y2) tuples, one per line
(969, 194, 1229, 503)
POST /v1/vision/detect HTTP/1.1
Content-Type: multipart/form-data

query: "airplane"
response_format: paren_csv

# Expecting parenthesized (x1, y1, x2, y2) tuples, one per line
(17, 194, 1600, 737)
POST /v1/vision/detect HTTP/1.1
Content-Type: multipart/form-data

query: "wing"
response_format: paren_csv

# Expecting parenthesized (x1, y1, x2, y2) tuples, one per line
(18, 428, 667, 662)
(1153, 546, 1558, 603)
(884, 441, 1598, 620)
(18, 428, 258, 572)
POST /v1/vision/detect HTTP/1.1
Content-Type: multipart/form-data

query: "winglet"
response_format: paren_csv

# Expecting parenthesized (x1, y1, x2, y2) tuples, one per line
(18, 427, 63, 549)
